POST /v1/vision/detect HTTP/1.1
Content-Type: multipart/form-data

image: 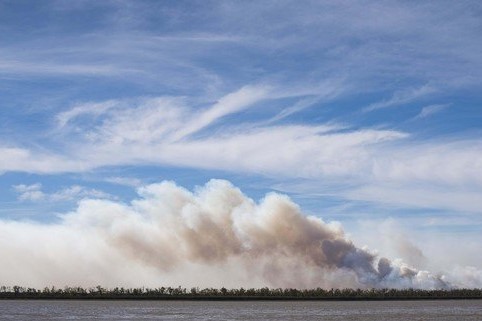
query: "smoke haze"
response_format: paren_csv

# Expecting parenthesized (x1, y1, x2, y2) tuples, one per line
(0, 180, 479, 289)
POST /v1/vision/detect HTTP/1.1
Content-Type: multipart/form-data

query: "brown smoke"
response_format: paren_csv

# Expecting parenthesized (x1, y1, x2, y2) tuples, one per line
(0, 180, 454, 289)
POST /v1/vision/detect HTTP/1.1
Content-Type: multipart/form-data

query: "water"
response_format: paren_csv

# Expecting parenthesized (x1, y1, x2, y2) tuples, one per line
(0, 300, 480, 320)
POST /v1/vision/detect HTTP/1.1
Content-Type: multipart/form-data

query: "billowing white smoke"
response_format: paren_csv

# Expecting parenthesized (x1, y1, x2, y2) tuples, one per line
(0, 180, 464, 289)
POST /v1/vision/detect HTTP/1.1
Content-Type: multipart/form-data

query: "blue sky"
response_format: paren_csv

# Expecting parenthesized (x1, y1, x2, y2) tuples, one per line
(1, 1, 482, 271)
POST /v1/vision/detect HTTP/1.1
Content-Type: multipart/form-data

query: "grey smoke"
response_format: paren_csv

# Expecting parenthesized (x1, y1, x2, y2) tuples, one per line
(0, 179, 466, 289)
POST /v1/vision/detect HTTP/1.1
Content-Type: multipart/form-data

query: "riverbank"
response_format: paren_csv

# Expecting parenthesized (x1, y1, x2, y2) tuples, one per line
(1, 287, 481, 300)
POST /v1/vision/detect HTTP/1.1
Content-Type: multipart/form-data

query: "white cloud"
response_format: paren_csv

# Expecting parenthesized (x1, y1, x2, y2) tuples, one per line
(414, 104, 450, 119)
(104, 177, 143, 187)
(66, 98, 405, 179)
(13, 183, 113, 203)
(50, 185, 113, 202)
(56, 100, 120, 128)
(346, 185, 482, 214)
(152, 127, 407, 179)
(267, 79, 345, 123)
(364, 85, 437, 112)
(0, 59, 134, 77)
(3, 86, 482, 214)
(13, 184, 45, 201)
(0, 147, 85, 174)
(372, 140, 482, 186)
(168, 84, 271, 142)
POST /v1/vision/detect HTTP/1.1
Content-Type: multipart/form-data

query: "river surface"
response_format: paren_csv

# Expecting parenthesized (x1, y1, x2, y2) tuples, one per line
(0, 300, 480, 320)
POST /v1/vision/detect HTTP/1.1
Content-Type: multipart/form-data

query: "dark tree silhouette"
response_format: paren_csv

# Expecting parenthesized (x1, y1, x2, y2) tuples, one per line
(0, 286, 481, 300)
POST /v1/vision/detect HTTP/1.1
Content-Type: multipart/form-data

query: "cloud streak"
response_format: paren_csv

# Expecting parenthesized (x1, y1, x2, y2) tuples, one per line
(2, 89, 482, 214)
(364, 85, 437, 112)
(13, 183, 113, 203)
(414, 104, 451, 119)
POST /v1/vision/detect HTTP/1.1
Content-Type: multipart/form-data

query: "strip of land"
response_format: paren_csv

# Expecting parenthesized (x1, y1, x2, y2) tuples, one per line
(0, 286, 481, 300)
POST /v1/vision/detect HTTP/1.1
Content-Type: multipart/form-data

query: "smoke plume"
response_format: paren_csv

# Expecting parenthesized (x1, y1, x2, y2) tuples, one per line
(0, 179, 472, 289)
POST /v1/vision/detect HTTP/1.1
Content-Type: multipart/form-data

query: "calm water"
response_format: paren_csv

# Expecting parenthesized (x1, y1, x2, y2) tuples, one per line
(0, 300, 480, 320)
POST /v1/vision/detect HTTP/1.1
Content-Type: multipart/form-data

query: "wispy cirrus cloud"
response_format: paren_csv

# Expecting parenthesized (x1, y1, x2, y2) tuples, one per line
(2, 79, 482, 216)
(13, 183, 45, 201)
(0, 147, 85, 174)
(168, 85, 272, 142)
(1, 77, 481, 212)
(103, 176, 143, 187)
(364, 85, 437, 112)
(13, 183, 113, 202)
(0, 59, 135, 77)
(413, 104, 451, 119)
(56, 100, 120, 128)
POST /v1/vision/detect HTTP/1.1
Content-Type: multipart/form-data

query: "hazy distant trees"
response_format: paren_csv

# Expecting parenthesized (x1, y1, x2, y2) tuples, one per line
(0, 286, 481, 300)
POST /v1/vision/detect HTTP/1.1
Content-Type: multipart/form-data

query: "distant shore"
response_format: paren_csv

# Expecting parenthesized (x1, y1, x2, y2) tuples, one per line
(1, 296, 482, 301)
(1, 287, 481, 300)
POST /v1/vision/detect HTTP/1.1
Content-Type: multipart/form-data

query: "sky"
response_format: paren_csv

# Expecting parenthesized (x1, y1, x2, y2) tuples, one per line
(0, 1, 481, 287)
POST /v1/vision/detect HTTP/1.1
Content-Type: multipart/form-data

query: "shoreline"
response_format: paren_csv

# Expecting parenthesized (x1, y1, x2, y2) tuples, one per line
(2, 287, 481, 301)
(1, 296, 481, 301)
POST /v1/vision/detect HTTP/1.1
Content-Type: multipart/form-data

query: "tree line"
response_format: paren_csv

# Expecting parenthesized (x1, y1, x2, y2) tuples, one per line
(0, 286, 481, 300)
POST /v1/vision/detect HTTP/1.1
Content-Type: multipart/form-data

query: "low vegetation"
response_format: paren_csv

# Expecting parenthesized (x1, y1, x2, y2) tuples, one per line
(0, 286, 481, 300)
